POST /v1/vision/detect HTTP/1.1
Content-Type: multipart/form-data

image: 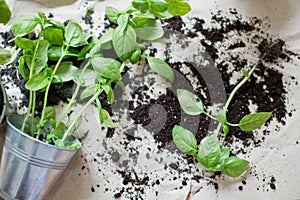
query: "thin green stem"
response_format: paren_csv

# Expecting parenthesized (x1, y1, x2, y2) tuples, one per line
(37, 46, 68, 135)
(21, 32, 43, 133)
(62, 89, 103, 142)
(215, 63, 259, 134)
(226, 122, 239, 127)
(31, 91, 36, 137)
(203, 111, 217, 121)
(119, 62, 126, 73)
(56, 59, 91, 127)
(21, 91, 33, 132)
(95, 98, 101, 109)
(223, 62, 259, 112)
(216, 44, 274, 134)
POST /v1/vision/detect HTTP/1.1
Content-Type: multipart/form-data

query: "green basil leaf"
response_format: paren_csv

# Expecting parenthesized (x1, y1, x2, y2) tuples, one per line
(48, 46, 63, 61)
(132, 0, 149, 13)
(44, 106, 55, 120)
(25, 74, 50, 91)
(33, 39, 49, 73)
(80, 84, 98, 100)
(176, 89, 203, 115)
(103, 85, 114, 104)
(112, 25, 137, 61)
(149, 0, 168, 17)
(0, 48, 11, 65)
(243, 70, 249, 79)
(64, 21, 89, 47)
(129, 49, 141, 64)
(217, 109, 230, 135)
(37, 11, 47, 26)
(166, 0, 191, 16)
(12, 15, 39, 36)
(222, 124, 229, 135)
(78, 68, 98, 86)
(0, 0, 11, 25)
(64, 20, 82, 45)
(48, 46, 79, 61)
(117, 14, 129, 32)
(42, 66, 53, 78)
(149, 0, 168, 12)
(44, 26, 64, 45)
(105, 6, 119, 24)
(55, 139, 64, 148)
(238, 112, 272, 132)
(132, 14, 155, 27)
(220, 147, 230, 160)
(221, 156, 249, 177)
(100, 28, 114, 45)
(21, 39, 48, 73)
(14, 37, 36, 50)
(208, 147, 230, 171)
(52, 61, 78, 83)
(146, 56, 174, 83)
(78, 36, 101, 59)
(172, 125, 197, 155)
(91, 57, 121, 80)
(18, 56, 29, 79)
(47, 18, 64, 29)
(52, 122, 65, 137)
(99, 108, 117, 128)
(216, 109, 227, 125)
(196, 134, 221, 168)
(134, 19, 164, 41)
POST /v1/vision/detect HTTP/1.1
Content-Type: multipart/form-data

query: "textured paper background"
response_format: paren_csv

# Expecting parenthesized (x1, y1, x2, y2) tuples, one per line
(0, 0, 299, 199)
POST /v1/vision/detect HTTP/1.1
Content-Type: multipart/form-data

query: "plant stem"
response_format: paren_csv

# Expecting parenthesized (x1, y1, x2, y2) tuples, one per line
(61, 88, 103, 142)
(203, 111, 217, 121)
(21, 91, 33, 132)
(119, 62, 126, 73)
(223, 62, 259, 112)
(226, 122, 239, 127)
(56, 59, 91, 127)
(215, 62, 260, 134)
(21, 33, 43, 133)
(37, 46, 67, 135)
(31, 91, 37, 136)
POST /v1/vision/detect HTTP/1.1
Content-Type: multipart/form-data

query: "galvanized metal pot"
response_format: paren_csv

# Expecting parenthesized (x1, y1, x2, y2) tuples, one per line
(0, 114, 81, 200)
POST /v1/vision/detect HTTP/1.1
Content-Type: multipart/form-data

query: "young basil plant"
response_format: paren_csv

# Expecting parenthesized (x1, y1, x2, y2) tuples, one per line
(11, 12, 120, 149)
(104, 0, 191, 83)
(173, 56, 273, 177)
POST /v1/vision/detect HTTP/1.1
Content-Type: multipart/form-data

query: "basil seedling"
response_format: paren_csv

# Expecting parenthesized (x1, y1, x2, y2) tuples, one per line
(172, 42, 281, 177)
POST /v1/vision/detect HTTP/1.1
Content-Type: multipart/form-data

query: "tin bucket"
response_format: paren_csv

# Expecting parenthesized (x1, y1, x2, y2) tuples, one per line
(0, 114, 81, 200)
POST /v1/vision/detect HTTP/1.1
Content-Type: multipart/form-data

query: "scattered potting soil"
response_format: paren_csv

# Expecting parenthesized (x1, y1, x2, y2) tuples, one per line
(130, 14, 293, 150)
(124, 10, 298, 197)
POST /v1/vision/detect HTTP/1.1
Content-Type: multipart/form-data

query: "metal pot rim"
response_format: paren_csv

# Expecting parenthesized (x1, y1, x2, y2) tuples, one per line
(6, 114, 82, 151)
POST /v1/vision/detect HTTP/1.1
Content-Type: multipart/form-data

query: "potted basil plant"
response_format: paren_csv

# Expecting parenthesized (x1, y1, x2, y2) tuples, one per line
(0, 12, 119, 200)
